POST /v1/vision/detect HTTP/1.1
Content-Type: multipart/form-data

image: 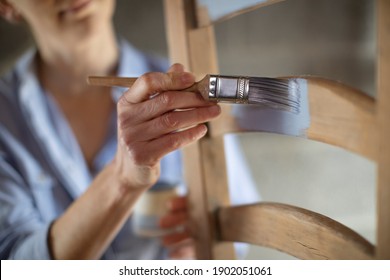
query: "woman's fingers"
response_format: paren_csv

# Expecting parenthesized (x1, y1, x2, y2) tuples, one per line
(114, 66, 219, 188)
(129, 105, 220, 142)
(160, 211, 187, 228)
(124, 124, 208, 167)
(167, 63, 185, 73)
(123, 91, 214, 125)
(121, 71, 195, 103)
(162, 230, 191, 247)
(168, 239, 195, 260)
(168, 196, 187, 212)
(159, 195, 194, 259)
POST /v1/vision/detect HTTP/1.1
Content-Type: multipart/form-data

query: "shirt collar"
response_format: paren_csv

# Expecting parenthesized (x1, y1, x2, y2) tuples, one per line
(111, 39, 157, 101)
(15, 49, 91, 198)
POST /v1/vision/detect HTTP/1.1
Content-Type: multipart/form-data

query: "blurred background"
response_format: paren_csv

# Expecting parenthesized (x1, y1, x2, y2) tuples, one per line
(0, 0, 376, 259)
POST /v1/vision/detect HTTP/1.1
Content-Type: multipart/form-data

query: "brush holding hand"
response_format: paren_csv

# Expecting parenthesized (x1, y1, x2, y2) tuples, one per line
(115, 63, 221, 189)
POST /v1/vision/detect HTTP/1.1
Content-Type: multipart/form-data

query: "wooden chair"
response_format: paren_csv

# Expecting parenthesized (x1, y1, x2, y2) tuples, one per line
(163, 0, 390, 259)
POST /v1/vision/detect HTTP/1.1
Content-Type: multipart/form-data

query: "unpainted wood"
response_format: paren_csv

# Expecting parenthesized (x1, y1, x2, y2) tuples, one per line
(187, 15, 236, 260)
(163, 0, 235, 259)
(199, 136, 235, 259)
(163, 0, 192, 69)
(164, 0, 212, 259)
(218, 203, 375, 259)
(376, 0, 390, 259)
(306, 77, 377, 161)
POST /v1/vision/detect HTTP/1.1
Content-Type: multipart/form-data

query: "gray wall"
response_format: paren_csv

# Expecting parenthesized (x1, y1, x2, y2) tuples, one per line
(0, 0, 376, 259)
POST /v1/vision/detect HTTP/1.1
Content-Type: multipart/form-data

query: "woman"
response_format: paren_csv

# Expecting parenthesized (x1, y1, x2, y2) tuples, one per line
(0, 0, 259, 259)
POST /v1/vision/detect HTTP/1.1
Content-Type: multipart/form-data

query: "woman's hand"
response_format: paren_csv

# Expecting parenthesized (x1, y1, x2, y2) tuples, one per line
(159, 196, 195, 259)
(114, 64, 221, 190)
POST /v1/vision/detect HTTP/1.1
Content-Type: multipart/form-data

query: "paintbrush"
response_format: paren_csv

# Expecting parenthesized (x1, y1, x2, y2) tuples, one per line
(87, 74, 301, 113)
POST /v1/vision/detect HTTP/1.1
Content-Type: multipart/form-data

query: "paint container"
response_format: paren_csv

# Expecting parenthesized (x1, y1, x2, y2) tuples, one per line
(132, 183, 178, 237)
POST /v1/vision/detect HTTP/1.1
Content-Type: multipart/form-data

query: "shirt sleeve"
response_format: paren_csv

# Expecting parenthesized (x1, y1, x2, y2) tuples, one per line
(0, 154, 52, 260)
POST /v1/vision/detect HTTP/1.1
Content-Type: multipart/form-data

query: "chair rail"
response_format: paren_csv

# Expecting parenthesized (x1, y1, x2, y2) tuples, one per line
(217, 202, 375, 259)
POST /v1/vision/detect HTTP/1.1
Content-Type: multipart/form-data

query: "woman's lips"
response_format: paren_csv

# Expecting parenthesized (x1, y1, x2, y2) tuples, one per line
(59, 0, 92, 17)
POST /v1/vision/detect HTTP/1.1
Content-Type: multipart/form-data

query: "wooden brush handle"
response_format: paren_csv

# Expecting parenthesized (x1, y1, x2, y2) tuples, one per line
(87, 75, 210, 100)
(87, 76, 138, 88)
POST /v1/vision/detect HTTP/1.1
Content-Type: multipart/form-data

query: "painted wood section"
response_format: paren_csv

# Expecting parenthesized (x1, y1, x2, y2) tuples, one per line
(218, 203, 375, 259)
(163, 0, 235, 259)
(306, 77, 377, 161)
(207, 77, 377, 161)
(376, 0, 390, 259)
(196, 0, 286, 27)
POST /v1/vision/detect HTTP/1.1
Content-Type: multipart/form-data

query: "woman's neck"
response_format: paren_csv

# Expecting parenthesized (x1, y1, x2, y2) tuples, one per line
(37, 23, 119, 96)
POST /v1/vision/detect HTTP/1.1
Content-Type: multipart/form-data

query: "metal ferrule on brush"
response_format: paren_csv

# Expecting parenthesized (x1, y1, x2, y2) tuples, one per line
(208, 75, 250, 104)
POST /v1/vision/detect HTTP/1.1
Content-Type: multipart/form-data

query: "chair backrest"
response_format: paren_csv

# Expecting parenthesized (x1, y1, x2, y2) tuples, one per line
(163, 0, 390, 259)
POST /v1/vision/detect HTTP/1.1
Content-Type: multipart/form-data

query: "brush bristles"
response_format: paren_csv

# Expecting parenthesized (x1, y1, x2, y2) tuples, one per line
(248, 77, 301, 113)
